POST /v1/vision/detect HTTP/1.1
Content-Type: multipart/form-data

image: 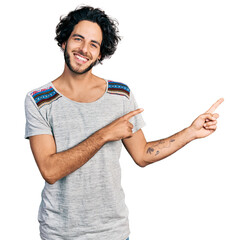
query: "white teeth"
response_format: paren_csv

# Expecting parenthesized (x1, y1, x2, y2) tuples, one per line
(75, 55, 87, 62)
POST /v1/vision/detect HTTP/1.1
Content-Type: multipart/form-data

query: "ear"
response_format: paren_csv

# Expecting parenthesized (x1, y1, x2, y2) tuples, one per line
(62, 42, 66, 50)
(98, 53, 101, 61)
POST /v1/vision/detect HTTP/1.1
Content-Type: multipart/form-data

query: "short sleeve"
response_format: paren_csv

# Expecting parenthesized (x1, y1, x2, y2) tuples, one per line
(24, 94, 53, 139)
(125, 91, 145, 133)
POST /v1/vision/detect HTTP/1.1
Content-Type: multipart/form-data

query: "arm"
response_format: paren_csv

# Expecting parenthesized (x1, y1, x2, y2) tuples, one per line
(122, 98, 224, 167)
(122, 128, 194, 167)
(30, 109, 144, 184)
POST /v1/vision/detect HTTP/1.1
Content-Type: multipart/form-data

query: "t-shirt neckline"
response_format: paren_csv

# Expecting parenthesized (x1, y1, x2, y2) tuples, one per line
(50, 79, 109, 105)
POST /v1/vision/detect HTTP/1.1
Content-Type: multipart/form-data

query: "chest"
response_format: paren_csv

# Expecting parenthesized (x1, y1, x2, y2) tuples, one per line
(45, 100, 124, 151)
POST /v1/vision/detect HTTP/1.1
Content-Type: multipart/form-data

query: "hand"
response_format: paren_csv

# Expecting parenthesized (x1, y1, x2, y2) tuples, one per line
(189, 98, 224, 139)
(100, 108, 144, 142)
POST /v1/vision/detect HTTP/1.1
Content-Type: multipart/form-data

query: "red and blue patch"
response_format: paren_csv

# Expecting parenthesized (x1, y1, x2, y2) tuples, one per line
(107, 81, 130, 99)
(31, 86, 61, 108)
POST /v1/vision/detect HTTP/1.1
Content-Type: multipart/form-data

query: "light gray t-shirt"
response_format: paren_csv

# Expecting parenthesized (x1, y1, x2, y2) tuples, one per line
(24, 79, 145, 240)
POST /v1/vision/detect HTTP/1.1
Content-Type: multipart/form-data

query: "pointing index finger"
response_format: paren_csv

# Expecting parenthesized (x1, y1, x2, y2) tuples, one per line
(124, 108, 144, 120)
(206, 98, 224, 113)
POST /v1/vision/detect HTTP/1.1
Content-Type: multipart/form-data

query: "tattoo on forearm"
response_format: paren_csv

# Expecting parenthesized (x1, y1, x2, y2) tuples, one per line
(146, 147, 154, 154)
(146, 139, 175, 156)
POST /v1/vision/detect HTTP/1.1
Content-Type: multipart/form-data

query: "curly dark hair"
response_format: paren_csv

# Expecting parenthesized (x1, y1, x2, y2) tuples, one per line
(55, 5, 121, 63)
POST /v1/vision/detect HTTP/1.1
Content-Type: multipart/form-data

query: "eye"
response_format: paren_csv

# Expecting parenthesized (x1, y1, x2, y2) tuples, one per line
(91, 43, 97, 48)
(74, 37, 82, 41)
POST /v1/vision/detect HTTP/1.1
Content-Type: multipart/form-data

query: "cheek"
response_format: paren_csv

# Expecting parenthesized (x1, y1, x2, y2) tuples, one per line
(65, 40, 80, 51)
(93, 48, 101, 59)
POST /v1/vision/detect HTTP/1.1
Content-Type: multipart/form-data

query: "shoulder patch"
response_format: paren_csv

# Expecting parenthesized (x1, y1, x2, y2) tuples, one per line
(31, 86, 61, 108)
(107, 81, 130, 99)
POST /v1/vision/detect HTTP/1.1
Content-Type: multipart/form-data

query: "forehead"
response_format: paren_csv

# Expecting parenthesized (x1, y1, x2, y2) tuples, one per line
(71, 20, 102, 42)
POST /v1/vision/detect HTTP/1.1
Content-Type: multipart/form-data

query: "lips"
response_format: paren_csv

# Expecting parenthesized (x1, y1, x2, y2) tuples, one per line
(74, 53, 89, 63)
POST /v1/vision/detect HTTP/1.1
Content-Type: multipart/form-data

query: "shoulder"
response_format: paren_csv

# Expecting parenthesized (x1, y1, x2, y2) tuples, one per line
(26, 82, 61, 109)
(107, 80, 131, 99)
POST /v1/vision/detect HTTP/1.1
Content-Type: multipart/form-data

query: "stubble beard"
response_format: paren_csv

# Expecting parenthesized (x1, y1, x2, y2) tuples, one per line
(64, 43, 98, 75)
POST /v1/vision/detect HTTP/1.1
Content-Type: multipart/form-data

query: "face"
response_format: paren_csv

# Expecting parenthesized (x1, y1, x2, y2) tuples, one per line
(62, 20, 102, 75)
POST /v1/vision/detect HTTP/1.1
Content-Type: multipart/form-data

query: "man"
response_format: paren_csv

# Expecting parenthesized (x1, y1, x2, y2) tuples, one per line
(25, 5, 223, 240)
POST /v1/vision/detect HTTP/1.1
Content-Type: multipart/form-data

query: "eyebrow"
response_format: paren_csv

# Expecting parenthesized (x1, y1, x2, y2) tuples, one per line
(72, 34, 101, 47)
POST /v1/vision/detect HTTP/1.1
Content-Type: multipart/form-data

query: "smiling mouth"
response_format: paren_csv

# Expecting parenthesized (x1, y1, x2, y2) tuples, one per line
(74, 53, 89, 63)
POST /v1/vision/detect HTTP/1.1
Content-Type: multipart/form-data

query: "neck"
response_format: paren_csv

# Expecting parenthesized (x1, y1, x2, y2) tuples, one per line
(58, 64, 96, 90)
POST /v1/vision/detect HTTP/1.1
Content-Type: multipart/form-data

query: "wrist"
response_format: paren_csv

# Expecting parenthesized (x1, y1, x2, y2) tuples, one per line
(185, 126, 197, 142)
(96, 127, 111, 144)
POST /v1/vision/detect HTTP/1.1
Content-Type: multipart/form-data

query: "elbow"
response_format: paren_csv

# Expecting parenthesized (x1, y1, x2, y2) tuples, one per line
(137, 159, 149, 168)
(39, 156, 59, 185)
(133, 151, 150, 168)
(41, 168, 58, 185)
(45, 177, 57, 185)
(42, 173, 57, 185)
(134, 154, 150, 168)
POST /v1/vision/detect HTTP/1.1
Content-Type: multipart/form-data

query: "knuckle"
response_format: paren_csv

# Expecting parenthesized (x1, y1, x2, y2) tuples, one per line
(125, 119, 130, 125)
(121, 116, 126, 121)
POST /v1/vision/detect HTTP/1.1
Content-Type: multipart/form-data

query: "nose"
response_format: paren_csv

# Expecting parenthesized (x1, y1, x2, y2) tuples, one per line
(80, 41, 89, 55)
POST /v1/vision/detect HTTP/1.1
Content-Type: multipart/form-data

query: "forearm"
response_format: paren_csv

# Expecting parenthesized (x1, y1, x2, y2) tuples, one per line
(123, 99, 223, 167)
(39, 109, 142, 184)
(143, 127, 195, 166)
(46, 130, 107, 184)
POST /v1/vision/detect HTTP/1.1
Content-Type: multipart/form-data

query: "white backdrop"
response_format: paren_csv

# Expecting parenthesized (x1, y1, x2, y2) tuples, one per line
(1, 0, 247, 239)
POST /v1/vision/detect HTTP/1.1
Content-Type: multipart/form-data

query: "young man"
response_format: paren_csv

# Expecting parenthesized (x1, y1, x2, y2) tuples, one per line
(24, 6, 223, 240)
